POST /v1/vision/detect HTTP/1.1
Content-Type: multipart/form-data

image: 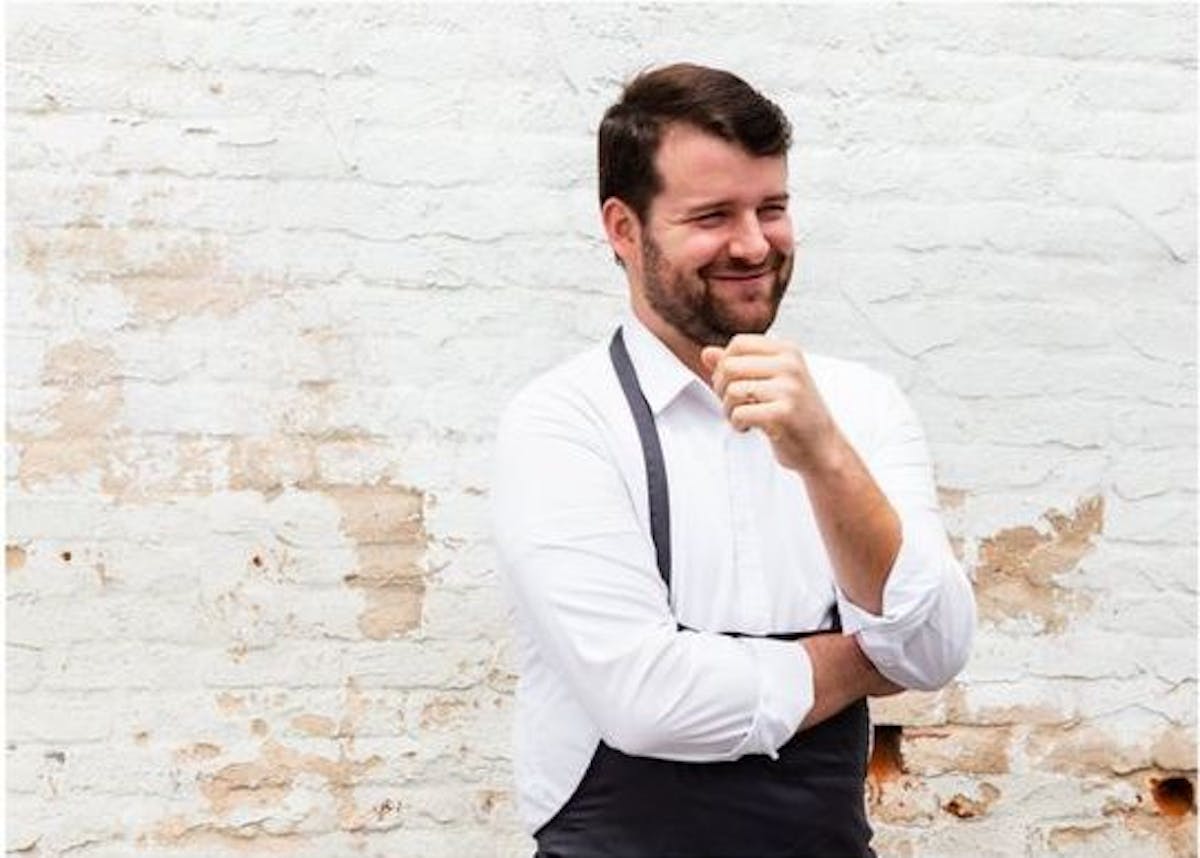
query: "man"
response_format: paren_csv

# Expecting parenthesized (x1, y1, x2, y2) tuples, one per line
(492, 64, 975, 857)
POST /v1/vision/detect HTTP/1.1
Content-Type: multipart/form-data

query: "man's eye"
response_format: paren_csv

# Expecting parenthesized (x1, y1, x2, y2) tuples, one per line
(759, 205, 788, 219)
(695, 212, 726, 226)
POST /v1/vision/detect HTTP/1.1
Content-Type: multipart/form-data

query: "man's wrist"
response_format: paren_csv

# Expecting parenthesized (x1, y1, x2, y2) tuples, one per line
(797, 425, 852, 478)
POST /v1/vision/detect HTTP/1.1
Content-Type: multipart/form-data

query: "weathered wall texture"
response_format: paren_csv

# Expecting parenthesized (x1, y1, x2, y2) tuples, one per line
(6, 4, 1197, 856)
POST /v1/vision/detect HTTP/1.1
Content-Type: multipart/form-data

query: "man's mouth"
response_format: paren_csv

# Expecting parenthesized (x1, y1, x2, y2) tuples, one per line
(708, 270, 771, 281)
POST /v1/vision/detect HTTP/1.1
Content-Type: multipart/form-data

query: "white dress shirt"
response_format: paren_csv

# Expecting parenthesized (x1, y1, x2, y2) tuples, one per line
(491, 313, 975, 834)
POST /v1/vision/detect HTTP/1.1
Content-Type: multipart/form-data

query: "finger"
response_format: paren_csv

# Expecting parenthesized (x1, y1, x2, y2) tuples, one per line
(711, 354, 790, 396)
(700, 346, 724, 372)
(729, 400, 787, 434)
(722, 378, 782, 419)
(725, 334, 790, 357)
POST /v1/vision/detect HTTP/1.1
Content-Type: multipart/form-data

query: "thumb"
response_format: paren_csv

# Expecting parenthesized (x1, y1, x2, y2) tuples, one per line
(700, 346, 723, 370)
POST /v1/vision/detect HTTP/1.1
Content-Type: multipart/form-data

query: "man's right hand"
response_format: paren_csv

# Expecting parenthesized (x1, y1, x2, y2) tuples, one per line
(799, 632, 903, 731)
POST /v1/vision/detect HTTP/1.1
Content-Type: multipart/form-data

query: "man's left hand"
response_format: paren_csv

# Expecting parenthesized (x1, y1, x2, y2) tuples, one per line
(701, 335, 843, 474)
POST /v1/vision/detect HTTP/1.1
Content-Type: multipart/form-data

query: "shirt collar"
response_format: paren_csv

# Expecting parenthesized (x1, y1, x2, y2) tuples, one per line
(619, 312, 713, 417)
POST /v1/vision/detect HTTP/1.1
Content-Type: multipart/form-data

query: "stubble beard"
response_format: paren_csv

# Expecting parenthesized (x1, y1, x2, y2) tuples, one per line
(640, 232, 793, 348)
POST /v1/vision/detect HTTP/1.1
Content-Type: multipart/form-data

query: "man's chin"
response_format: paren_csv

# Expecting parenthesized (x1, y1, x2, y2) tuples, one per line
(712, 302, 779, 338)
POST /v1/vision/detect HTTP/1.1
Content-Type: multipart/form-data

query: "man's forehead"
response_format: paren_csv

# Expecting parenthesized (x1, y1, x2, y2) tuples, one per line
(653, 123, 788, 204)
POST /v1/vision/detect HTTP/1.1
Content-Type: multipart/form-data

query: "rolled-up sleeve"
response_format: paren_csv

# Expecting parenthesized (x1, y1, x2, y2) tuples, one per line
(834, 377, 976, 691)
(493, 385, 813, 760)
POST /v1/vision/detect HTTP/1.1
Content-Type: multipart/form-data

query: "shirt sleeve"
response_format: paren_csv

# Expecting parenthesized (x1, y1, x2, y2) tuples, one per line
(834, 376, 976, 691)
(492, 384, 812, 761)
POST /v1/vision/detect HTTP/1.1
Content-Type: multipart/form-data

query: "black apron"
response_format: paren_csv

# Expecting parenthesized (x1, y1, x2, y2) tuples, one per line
(533, 328, 874, 858)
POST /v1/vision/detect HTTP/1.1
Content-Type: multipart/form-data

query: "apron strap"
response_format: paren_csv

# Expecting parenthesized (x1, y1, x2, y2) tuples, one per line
(609, 327, 672, 588)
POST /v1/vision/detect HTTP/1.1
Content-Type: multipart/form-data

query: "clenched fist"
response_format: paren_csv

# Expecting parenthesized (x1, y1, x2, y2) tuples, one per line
(701, 334, 843, 474)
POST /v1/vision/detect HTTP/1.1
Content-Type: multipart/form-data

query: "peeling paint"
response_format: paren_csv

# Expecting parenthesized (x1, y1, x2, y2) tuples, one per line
(904, 726, 1011, 775)
(216, 693, 245, 715)
(7, 545, 28, 571)
(329, 484, 428, 639)
(870, 775, 938, 825)
(204, 739, 385, 829)
(1028, 725, 1197, 777)
(18, 228, 259, 323)
(292, 714, 336, 738)
(974, 495, 1103, 632)
(941, 682, 1068, 727)
(166, 678, 381, 839)
(1124, 802, 1199, 858)
(17, 340, 125, 489)
(144, 814, 302, 853)
(175, 742, 222, 762)
(937, 486, 967, 509)
(1047, 822, 1111, 850)
(227, 435, 317, 497)
(420, 695, 471, 729)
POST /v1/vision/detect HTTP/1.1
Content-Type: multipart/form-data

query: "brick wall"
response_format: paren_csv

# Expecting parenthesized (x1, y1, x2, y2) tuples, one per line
(6, 4, 1196, 856)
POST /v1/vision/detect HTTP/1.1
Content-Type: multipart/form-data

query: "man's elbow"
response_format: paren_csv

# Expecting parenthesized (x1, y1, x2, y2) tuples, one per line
(596, 705, 675, 757)
(889, 602, 975, 692)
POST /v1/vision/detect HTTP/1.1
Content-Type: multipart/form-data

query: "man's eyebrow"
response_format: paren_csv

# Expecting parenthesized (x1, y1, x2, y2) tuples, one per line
(678, 192, 790, 217)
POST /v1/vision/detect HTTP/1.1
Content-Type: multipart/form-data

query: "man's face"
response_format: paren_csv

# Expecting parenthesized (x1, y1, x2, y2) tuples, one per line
(634, 123, 794, 347)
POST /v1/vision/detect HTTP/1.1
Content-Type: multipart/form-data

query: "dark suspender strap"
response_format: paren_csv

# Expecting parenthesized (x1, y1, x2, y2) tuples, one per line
(609, 327, 672, 587)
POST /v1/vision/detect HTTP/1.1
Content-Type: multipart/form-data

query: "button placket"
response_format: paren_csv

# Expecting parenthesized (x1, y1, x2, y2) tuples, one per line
(725, 428, 770, 629)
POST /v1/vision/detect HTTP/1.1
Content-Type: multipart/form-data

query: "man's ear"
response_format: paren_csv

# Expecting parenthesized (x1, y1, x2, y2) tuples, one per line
(601, 197, 641, 268)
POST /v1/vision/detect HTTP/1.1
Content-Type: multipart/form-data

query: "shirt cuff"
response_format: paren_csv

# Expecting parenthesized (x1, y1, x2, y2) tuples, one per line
(730, 637, 813, 759)
(835, 511, 973, 689)
(835, 512, 943, 635)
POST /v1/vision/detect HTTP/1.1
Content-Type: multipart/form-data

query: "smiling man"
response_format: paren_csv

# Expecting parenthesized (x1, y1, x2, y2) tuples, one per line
(492, 64, 975, 858)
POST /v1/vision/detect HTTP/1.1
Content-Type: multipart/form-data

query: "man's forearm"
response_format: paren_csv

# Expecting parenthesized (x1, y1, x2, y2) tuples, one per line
(799, 632, 901, 731)
(802, 431, 901, 616)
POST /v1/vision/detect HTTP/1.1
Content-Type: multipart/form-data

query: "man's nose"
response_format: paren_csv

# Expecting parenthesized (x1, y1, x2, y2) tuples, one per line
(727, 213, 770, 264)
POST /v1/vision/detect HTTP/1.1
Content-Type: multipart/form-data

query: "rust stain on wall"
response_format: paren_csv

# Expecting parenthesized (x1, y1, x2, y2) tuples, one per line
(328, 483, 428, 639)
(943, 782, 1000, 819)
(1066, 774, 1200, 858)
(974, 495, 1103, 632)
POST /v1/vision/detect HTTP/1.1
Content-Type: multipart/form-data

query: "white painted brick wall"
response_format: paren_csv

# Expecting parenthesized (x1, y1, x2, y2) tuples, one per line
(6, 4, 1196, 856)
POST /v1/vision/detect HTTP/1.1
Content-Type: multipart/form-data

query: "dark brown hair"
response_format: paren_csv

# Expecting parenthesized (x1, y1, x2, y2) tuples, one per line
(597, 63, 792, 223)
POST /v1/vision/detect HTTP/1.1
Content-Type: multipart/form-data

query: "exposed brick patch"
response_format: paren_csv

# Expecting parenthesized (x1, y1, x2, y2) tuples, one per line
(329, 483, 428, 639)
(974, 495, 1103, 632)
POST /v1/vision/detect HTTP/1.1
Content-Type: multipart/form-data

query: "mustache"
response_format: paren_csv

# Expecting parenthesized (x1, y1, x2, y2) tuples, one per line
(701, 250, 789, 278)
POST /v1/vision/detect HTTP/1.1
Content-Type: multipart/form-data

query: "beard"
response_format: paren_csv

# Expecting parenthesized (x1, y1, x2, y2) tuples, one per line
(640, 232, 793, 348)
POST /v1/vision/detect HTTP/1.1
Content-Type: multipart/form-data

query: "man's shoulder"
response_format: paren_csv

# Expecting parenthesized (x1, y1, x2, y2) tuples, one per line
(498, 338, 621, 437)
(804, 350, 897, 399)
(802, 350, 909, 450)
